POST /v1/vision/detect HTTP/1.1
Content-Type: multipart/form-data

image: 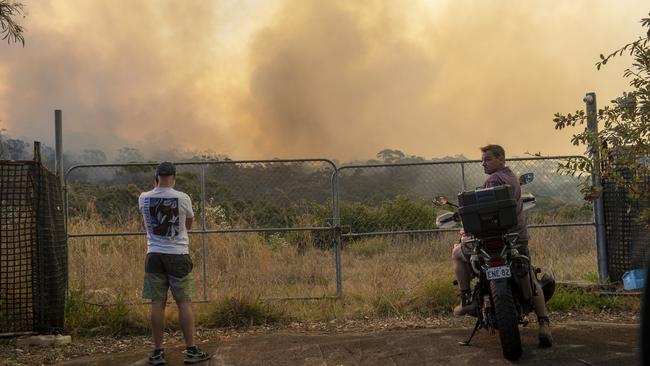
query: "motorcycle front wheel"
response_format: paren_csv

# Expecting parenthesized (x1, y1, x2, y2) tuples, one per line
(490, 279, 523, 361)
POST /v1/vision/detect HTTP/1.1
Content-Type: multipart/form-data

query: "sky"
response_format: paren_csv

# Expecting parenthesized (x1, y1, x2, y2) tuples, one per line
(0, 0, 648, 161)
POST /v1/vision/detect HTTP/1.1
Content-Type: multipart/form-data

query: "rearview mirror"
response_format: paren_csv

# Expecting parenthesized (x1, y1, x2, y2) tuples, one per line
(519, 173, 534, 185)
(436, 211, 459, 229)
(433, 196, 448, 206)
(432, 196, 457, 207)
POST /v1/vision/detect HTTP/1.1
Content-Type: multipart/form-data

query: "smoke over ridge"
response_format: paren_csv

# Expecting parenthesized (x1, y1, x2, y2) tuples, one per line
(0, 0, 647, 161)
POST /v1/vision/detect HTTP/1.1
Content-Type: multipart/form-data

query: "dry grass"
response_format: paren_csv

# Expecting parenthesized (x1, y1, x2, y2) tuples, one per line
(528, 226, 598, 282)
(67, 214, 599, 328)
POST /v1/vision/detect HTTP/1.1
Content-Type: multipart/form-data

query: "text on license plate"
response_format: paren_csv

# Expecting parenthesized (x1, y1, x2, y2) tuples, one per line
(486, 265, 511, 280)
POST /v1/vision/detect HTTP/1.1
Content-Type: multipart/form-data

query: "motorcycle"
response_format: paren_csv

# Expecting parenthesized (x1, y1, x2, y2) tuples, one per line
(433, 173, 555, 361)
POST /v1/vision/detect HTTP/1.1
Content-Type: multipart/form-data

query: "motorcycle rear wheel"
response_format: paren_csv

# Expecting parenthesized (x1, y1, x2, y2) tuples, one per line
(490, 279, 523, 361)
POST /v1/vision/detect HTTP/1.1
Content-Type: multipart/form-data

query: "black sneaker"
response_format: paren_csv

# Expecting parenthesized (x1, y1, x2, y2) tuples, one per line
(453, 290, 477, 317)
(148, 349, 166, 365)
(183, 346, 211, 364)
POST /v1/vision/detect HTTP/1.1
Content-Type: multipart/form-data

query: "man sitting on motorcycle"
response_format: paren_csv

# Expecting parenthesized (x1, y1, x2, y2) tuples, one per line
(451, 144, 553, 347)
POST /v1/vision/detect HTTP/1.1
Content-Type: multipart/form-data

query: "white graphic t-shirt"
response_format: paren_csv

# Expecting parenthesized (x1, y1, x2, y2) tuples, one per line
(139, 187, 194, 254)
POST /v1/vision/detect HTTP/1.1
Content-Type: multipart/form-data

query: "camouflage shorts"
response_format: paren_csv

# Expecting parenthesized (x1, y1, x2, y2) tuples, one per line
(143, 253, 195, 302)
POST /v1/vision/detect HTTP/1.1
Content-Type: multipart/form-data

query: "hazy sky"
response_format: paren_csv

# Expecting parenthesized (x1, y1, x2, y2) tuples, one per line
(0, 0, 648, 161)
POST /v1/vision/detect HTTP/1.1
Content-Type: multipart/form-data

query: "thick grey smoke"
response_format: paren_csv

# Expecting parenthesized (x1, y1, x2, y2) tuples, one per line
(238, 0, 647, 159)
(0, 0, 647, 161)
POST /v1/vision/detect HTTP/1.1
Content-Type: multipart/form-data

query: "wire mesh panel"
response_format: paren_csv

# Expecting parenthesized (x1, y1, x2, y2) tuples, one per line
(66, 161, 337, 234)
(65, 160, 338, 302)
(200, 160, 339, 299)
(201, 161, 335, 230)
(337, 157, 596, 282)
(454, 158, 597, 282)
(337, 161, 465, 234)
(202, 231, 337, 299)
(33, 163, 67, 333)
(66, 163, 201, 235)
(0, 163, 36, 333)
(0, 161, 66, 334)
(461, 158, 593, 222)
(602, 169, 650, 282)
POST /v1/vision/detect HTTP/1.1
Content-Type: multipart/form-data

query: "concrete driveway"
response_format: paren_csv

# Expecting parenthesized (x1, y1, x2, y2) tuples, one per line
(56, 321, 640, 366)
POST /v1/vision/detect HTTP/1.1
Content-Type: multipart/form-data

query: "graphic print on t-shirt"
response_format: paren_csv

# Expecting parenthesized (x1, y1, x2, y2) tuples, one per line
(147, 198, 180, 237)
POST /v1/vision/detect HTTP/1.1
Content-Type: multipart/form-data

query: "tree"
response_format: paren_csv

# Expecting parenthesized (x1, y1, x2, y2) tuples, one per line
(0, 0, 25, 46)
(553, 13, 650, 223)
(0, 128, 30, 159)
(116, 147, 145, 163)
(376, 149, 405, 163)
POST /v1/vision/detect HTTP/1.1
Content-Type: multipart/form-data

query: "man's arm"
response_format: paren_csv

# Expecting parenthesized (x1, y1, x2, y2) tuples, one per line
(183, 194, 195, 231)
(483, 174, 503, 188)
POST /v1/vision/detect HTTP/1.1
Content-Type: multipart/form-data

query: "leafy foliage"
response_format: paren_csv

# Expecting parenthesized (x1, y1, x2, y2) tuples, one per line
(546, 287, 631, 312)
(0, 0, 24, 46)
(65, 289, 146, 336)
(553, 13, 650, 223)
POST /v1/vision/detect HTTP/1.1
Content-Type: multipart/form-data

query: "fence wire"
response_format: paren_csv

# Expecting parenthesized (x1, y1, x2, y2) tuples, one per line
(65, 160, 338, 302)
(337, 157, 596, 282)
(64, 156, 599, 305)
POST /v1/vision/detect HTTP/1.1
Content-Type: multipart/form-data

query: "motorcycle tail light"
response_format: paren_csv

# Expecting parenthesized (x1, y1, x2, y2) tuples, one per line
(484, 240, 503, 252)
(490, 258, 505, 267)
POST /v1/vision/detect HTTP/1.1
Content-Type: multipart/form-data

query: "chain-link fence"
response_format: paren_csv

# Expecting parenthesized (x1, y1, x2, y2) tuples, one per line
(65, 160, 339, 303)
(64, 156, 596, 306)
(1, 161, 67, 335)
(337, 157, 596, 285)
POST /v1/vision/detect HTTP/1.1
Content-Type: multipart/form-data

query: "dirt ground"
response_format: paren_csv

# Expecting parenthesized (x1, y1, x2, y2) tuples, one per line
(47, 320, 639, 366)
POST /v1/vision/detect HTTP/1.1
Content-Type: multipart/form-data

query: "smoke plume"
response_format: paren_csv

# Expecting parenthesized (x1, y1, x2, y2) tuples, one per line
(0, 0, 647, 161)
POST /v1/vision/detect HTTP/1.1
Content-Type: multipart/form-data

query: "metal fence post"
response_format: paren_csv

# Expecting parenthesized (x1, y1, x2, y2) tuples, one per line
(460, 162, 467, 191)
(55, 110, 63, 185)
(332, 170, 342, 298)
(55, 110, 66, 231)
(200, 164, 208, 301)
(584, 92, 609, 283)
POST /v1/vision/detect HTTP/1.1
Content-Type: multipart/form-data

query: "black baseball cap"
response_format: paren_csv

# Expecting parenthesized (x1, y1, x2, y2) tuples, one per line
(155, 161, 176, 176)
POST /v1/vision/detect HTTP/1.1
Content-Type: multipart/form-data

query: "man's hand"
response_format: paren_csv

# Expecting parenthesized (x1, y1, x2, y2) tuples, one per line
(186, 217, 193, 230)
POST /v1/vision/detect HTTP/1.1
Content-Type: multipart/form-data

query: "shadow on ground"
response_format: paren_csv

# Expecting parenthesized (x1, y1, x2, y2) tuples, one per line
(56, 321, 639, 366)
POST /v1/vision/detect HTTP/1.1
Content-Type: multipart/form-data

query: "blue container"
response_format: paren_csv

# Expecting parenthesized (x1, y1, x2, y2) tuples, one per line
(622, 269, 646, 290)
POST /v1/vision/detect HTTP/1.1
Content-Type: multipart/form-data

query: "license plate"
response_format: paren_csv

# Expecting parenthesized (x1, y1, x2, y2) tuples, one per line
(486, 265, 511, 280)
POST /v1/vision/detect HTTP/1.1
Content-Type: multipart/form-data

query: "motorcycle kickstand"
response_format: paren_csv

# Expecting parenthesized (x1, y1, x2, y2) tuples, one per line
(459, 318, 481, 346)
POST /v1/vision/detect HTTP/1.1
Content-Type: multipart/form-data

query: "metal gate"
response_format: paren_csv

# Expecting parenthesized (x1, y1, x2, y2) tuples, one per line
(64, 155, 597, 304)
(336, 156, 596, 285)
(64, 159, 340, 303)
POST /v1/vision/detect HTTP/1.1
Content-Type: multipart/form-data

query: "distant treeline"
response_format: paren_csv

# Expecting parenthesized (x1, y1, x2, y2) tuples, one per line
(0, 131, 467, 169)
(4, 131, 591, 242)
(65, 162, 592, 239)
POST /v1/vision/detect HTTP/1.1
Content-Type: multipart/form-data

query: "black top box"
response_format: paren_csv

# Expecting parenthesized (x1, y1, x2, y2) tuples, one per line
(457, 185, 517, 236)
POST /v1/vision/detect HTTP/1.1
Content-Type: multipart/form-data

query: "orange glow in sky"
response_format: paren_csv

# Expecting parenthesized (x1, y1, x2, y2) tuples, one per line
(0, 0, 648, 161)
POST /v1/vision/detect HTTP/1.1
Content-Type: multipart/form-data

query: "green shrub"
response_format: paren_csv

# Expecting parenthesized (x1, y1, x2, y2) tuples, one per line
(65, 289, 147, 336)
(312, 196, 443, 249)
(203, 296, 285, 328)
(96, 185, 139, 219)
(376, 195, 438, 231)
(547, 288, 627, 312)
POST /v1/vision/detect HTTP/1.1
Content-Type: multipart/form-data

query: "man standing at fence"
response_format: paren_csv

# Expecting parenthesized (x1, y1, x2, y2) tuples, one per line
(139, 162, 211, 365)
(451, 144, 553, 347)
